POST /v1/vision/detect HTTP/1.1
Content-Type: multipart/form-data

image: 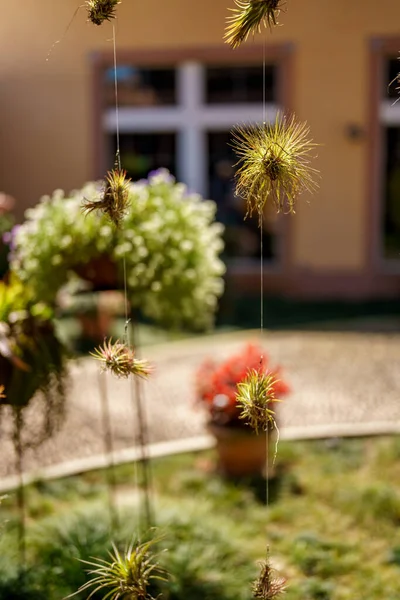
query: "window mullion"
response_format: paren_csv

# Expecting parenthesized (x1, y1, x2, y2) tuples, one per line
(177, 62, 207, 196)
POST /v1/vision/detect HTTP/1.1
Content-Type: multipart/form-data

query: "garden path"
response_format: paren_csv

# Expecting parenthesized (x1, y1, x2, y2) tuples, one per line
(1, 329, 400, 480)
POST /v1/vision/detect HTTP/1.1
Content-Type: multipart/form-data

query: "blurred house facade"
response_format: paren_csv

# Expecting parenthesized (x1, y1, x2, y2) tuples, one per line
(1, 0, 400, 299)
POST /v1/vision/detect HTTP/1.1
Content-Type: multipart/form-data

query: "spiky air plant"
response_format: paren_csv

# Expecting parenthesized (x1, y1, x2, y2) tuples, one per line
(253, 553, 286, 600)
(69, 538, 167, 600)
(236, 369, 280, 434)
(225, 0, 283, 49)
(86, 0, 121, 25)
(91, 338, 153, 379)
(231, 113, 318, 220)
(82, 168, 131, 227)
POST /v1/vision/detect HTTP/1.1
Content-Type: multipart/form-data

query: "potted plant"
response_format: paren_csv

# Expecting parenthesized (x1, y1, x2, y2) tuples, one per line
(0, 275, 67, 442)
(195, 343, 290, 477)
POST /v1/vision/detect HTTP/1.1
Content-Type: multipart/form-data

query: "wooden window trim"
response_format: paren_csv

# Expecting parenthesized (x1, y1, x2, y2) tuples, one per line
(368, 36, 400, 273)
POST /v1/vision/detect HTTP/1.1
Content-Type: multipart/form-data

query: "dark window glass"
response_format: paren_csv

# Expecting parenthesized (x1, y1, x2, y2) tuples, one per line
(110, 133, 176, 181)
(383, 127, 400, 259)
(206, 65, 276, 104)
(104, 66, 176, 107)
(385, 58, 400, 99)
(208, 131, 278, 261)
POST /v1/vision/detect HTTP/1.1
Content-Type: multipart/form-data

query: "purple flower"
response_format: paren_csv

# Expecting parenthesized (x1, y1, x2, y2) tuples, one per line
(3, 225, 21, 252)
(148, 168, 175, 184)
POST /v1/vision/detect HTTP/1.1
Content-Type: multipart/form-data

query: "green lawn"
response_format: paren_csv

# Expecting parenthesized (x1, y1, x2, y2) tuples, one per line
(1, 437, 400, 599)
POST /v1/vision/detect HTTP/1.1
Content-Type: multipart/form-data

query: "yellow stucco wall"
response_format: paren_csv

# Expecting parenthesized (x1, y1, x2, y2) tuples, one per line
(1, 0, 400, 271)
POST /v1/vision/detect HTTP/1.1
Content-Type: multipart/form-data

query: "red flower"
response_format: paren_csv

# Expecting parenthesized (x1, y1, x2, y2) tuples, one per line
(195, 343, 290, 427)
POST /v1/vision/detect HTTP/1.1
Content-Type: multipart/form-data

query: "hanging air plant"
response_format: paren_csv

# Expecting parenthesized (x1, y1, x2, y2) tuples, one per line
(70, 538, 168, 600)
(236, 368, 281, 434)
(86, 0, 121, 26)
(231, 113, 318, 220)
(224, 0, 283, 49)
(252, 553, 286, 599)
(91, 337, 153, 379)
(82, 168, 131, 227)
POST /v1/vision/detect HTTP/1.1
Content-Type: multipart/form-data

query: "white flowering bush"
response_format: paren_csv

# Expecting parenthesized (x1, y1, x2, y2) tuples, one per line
(11, 170, 226, 330)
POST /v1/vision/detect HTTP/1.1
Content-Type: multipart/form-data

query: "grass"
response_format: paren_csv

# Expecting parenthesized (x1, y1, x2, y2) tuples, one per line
(1, 437, 400, 599)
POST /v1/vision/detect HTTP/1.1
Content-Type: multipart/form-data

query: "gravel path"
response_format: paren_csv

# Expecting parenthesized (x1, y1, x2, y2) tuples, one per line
(1, 330, 400, 477)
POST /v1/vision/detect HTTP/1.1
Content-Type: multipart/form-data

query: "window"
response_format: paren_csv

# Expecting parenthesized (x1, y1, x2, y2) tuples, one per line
(101, 60, 281, 263)
(109, 133, 177, 181)
(206, 65, 276, 104)
(104, 66, 176, 106)
(380, 57, 400, 261)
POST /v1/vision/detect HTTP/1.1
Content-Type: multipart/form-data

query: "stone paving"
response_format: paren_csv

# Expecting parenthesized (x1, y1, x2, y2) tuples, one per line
(1, 329, 400, 478)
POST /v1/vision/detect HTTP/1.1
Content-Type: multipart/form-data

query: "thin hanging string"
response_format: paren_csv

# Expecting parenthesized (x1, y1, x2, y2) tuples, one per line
(46, 4, 82, 62)
(123, 255, 131, 345)
(111, 22, 140, 533)
(112, 24, 121, 172)
(98, 371, 119, 533)
(15, 410, 26, 572)
(262, 34, 269, 510)
(261, 37, 266, 335)
(112, 24, 131, 348)
(112, 24, 130, 345)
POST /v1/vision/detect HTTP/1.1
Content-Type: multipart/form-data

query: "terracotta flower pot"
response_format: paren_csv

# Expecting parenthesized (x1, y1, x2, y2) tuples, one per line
(208, 422, 273, 478)
(74, 256, 118, 291)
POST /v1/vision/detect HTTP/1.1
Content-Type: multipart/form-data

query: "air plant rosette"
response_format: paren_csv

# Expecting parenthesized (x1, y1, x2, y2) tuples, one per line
(91, 337, 153, 380)
(253, 552, 286, 600)
(82, 167, 131, 228)
(231, 113, 319, 221)
(236, 368, 281, 435)
(86, 0, 121, 26)
(195, 344, 289, 477)
(225, 0, 284, 49)
(69, 536, 168, 600)
(196, 343, 289, 428)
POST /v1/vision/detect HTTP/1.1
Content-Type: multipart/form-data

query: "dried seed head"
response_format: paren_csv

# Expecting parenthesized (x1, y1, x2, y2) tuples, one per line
(82, 168, 131, 227)
(86, 0, 120, 25)
(236, 369, 280, 434)
(231, 113, 319, 220)
(90, 338, 153, 379)
(253, 554, 286, 600)
(225, 0, 283, 49)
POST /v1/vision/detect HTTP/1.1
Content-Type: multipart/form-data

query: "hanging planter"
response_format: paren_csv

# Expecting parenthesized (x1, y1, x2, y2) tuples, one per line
(0, 277, 67, 444)
(0, 276, 67, 567)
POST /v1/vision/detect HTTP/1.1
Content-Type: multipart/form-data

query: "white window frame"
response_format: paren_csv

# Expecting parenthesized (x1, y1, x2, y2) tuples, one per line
(103, 62, 279, 199)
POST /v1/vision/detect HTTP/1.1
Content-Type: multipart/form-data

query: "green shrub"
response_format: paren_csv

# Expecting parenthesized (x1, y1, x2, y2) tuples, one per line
(11, 170, 225, 330)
